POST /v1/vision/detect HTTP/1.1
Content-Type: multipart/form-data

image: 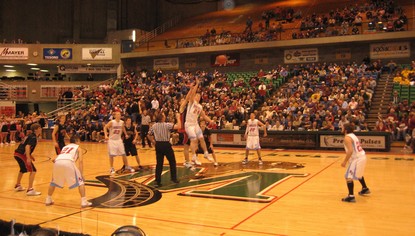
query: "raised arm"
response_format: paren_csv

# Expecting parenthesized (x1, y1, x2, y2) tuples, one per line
(179, 98, 188, 113)
(173, 112, 182, 130)
(187, 78, 199, 103)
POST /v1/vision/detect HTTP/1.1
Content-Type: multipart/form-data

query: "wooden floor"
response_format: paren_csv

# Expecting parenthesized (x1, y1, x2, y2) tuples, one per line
(1, 140, 414, 235)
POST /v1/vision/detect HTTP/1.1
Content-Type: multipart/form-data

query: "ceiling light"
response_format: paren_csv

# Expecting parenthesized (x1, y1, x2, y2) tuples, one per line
(4, 65, 14, 68)
(27, 63, 38, 66)
(87, 63, 91, 66)
(6, 69, 16, 72)
(40, 69, 49, 72)
(31, 67, 40, 70)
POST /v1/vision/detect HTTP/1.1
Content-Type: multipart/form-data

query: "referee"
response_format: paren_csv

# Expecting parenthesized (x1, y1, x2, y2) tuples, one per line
(148, 112, 181, 187)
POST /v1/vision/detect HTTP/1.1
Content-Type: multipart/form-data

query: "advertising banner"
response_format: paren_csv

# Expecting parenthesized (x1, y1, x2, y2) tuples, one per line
(153, 57, 179, 70)
(58, 64, 117, 74)
(82, 48, 113, 60)
(211, 53, 240, 67)
(320, 134, 386, 149)
(0, 47, 28, 60)
(284, 48, 318, 64)
(43, 48, 72, 60)
(260, 133, 317, 148)
(370, 42, 410, 59)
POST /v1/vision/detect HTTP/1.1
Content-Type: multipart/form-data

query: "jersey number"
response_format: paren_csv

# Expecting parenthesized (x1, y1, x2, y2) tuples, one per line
(356, 141, 363, 152)
(61, 147, 74, 154)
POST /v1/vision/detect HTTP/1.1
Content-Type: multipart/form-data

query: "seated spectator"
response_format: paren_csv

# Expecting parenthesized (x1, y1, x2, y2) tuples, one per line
(396, 118, 408, 141)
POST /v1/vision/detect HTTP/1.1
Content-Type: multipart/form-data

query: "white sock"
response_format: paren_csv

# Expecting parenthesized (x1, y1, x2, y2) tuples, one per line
(81, 197, 87, 202)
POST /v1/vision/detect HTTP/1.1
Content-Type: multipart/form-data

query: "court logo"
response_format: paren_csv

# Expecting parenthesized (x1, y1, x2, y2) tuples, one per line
(86, 161, 305, 208)
(88, 175, 162, 208)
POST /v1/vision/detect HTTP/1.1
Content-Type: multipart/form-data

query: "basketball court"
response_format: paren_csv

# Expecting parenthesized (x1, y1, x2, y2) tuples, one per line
(0, 140, 414, 235)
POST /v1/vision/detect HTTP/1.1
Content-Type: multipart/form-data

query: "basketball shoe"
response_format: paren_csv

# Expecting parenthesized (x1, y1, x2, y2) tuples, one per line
(14, 184, 26, 192)
(358, 188, 371, 195)
(26, 188, 41, 196)
(125, 166, 135, 173)
(45, 197, 54, 206)
(341, 195, 356, 202)
(81, 201, 93, 208)
(184, 161, 193, 168)
(204, 152, 214, 162)
(192, 155, 202, 166)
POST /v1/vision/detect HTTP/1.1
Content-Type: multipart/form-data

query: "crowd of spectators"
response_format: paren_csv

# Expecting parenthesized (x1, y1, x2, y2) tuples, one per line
(2, 58, 415, 146)
(33, 60, 389, 142)
(393, 60, 415, 85)
(379, 60, 415, 142)
(174, 0, 408, 49)
(293, 0, 407, 39)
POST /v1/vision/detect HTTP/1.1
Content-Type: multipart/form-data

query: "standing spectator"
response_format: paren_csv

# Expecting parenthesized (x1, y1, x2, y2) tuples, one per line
(258, 82, 267, 103)
(13, 123, 42, 196)
(245, 16, 253, 33)
(148, 112, 181, 188)
(62, 88, 73, 102)
(130, 100, 139, 124)
(151, 97, 159, 110)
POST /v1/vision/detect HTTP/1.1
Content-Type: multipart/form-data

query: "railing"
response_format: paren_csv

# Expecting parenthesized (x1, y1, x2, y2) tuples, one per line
(136, 16, 181, 46)
(44, 77, 113, 119)
(47, 98, 86, 120)
(132, 17, 414, 52)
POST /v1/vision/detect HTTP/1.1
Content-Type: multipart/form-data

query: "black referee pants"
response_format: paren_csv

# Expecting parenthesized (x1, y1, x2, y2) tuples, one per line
(155, 141, 177, 184)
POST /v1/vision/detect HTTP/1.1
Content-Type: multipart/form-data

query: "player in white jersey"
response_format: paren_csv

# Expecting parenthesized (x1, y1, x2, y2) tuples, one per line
(185, 78, 214, 166)
(341, 123, 370, 202)
(104, 111, 134, 175)
(45, 135, 92, 208)
(242, 112, 267, 165)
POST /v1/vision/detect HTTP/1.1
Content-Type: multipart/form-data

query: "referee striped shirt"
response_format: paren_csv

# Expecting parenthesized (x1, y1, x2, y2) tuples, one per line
(149, 122, 173, 142)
